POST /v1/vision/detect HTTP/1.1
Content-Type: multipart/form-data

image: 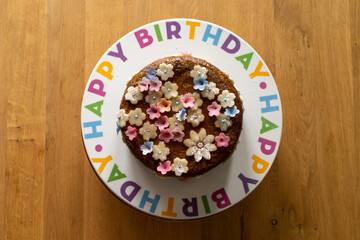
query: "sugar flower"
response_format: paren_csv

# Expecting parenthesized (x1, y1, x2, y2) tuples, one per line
(215, 133, 230, 147)
(168, 115, 185, 131)
(193, 76, 208, 91)
(128, 108, 146, 126)
(146, 104, 161, 120)
(215, 114, 233, 131)
(180, 51, 192, 56)
(159, 128, 174, 143)
(117, 109, 129, 127)
(201, 82, 219, 100)
(125, 126, 137, 141)
(207, 101, 221, 117)
(157, 160, 171, 175)
(140, 141, 153, 155)
(181, 94, 195, 108)
(145, 91, 163, 105)
(152, 141, 170, 161)
(172, 128, 185, 142)
(217, 90, 236, 108)
(138, 77, 150, 92)
(155, 115, 169, 130)
(189, 92, 203, 110)
(146, 66, 157, 81)
(224, 105, 240, 117)
(161, 81, 178, 99)
(157, 98, 172, 113)
(183, 128, 217, 162)
(171, 157, 189, 176)
(190, 65, 208, 79)
(148, 77, 162, 91)
(176, 109, 187, 121)
(157, 63, 174, 80)
(187, 108, 205, 127)
(139, 121, 158, 141)
(116, 122, 121, 135)
(125, 86, 143, 104)
(170, 95, 184, 112)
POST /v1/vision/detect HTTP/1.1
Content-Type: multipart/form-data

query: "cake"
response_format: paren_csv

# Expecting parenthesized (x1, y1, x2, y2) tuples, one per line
(117, 55, 243, 177)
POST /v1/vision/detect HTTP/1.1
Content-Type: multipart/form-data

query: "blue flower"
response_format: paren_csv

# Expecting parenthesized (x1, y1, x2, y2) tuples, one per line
(176, 109, 187, 121)
(146, 67, 157, 81)
(224, 106, 240, 117)
(193, 76, 208, 91)
(116, 122, 121, 135)
(140, 141, 153, 155)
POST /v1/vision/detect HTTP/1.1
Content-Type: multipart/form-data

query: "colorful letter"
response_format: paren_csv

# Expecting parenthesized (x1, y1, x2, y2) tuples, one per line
(139, 190, 160, 214)
(249, 61, 270, 79)
(84, 100, 103, 117)
(87, 79, 106, 97)
(83, 121, 103, 139)
(107, 42, 128, 62)
(259, 95, 279, 113)
(260, 116, 279, 134)
(235, 52, 254, 70)
(120, 181, 141, 202)
(201, 195, 211, 214)
(91, 155, 113, 174)
(252, 154, 269, 174)
(221, 34, 241, 54)
(107, 163, 127, 183)
(182, 198, 198, 217)
(202, 24, 223, 46)
(258, 137, 277, 155)
(166, 21, 181, 39)
(154, 24, 163, 42)
(211, 188, 231, 208)
(238, 173, 259, 194)
(96, 61, 114, 80)
(134, 29, 153, 48)
(186, 21, 201, 40)
(161, 197, 177, 217)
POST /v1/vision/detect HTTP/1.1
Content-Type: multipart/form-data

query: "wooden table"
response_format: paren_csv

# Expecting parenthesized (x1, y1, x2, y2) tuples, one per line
(1, 0, 359, 239)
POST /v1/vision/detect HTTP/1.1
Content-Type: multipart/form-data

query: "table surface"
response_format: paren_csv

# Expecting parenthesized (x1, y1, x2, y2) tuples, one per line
(1, 0, 359, 239)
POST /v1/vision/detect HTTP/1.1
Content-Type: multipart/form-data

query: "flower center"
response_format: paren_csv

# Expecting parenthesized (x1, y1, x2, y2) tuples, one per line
(135, 114, 139, 118)
(174, 122, 178, 126)
(208, 88, 212, 92)
(132, 93, 136, 97)
(221, 119, 226, 123)
(224, 98, 228, 102)
(167, 88, 171, 92)
(147, 129, 151, 132)
(197, 142, 204, 148)
(197, 71, 201, 75)
(193, 114, 197, 119)
(175, 101, 179, 105)
(163, 70, 167, 74)
(153, 96, 156, 100)
(158, 150, 162, 154)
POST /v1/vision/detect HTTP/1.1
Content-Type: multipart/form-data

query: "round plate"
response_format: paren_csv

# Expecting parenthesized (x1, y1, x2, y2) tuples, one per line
(81, 18, 282, 220)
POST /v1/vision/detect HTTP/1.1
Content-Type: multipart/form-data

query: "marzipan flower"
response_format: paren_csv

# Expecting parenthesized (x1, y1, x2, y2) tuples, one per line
(128, 108, 146, 126)
(217, 90, 236, 108)
(159, 128, 174, 143)
(189, 92, 203, 110)
(157, 63, 174, 80)
(146, 104, 161, 120)
(152, 141, 170, 161)
(161, 81, 178, 99)
(148, 77, 162, 91)
(193, 76, 208, 91)
(171, 158, 189, 176)
(117, 109, 129, 127)
(138, 77, 150, 92)
(207, 101, 221, 117)
(180, 51, 192, 56)
(176, 109, 187, 121)
(224, 105, 240, 117)
(139, 121, 158, 141)
(181, 94, 195, 108)
(183, 128, 217, 162)
(172, 128, 185, 142)
(140, 141, 153, 155)
(157, 160, 171, 175)
(190, 65, 208, 79)
(146, 66, 157, 81)
(170, 95, 184, 112)
(125, 86, 143, 104)
(155, 115, 169, 130)
(201, 82, 219, 100)
(168, 115, 185, 131)
(215, 133, 230, 147)
(157, 98, 172, 113)
(125, 126, 137, 141)
(215, 114, 233, 131)
(145, 91, 163, 105)
(187, 108, 205, 127)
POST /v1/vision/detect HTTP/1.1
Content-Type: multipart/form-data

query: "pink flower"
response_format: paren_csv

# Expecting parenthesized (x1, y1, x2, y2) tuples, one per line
(207, 101, 221, 117)
(149, 77, 162, 91)
(155, 115, 169, 130)
(215, 132, 230, 147)
(159, 128, 174, 143)
(172, 128, 185, 142)
(181, 94, 195, 108)
(157, 98, 172, 113)
(138, 77, 150, 92)
(125, 126, 137, 141)
(146, 104, 161, 120)
(180, 51, 192, 56)
(157, 160, 171, 175)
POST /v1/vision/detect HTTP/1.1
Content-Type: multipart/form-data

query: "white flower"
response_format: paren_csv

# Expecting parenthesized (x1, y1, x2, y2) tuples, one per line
(187, 108, 205, 127)
(171, 158, 189, 176)
(183, 128, 217, 162)
(157, 63, 174, 80)
(139, 121, 158, 141)
(201, 82, 219, 100)
(215, 114, 233, 131)
(125, 86, 143, 104)
(161, 81, 178, 99)
(170, 95, 184, 112)
(152, 141, 170, 161)
(117, 109, 129, 127)
(128, 108, 146, 126)
(145, 91, 163, 105)
(217, 90, 236, 108)
(168, 115, 185, 131)
(190, 65, 208, 79)
(189, 92, 203, 110)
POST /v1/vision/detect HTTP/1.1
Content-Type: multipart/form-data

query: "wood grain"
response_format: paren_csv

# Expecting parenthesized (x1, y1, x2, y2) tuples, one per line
(1, 0, 359, 239)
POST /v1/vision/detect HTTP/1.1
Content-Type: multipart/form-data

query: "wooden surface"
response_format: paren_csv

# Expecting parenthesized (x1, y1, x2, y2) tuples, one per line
(1, 0, 359, 239)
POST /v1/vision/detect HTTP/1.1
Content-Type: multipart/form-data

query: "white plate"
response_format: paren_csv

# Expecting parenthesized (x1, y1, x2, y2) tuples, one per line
(81, 18, 282, 220)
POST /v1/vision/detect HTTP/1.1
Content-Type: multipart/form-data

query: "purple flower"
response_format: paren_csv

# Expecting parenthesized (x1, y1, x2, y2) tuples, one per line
(193, 76, 208, 91)
(146, 66, 157, 81)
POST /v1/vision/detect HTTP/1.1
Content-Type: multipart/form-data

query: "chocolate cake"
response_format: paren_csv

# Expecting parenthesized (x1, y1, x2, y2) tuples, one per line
(117, 55, 243, 177)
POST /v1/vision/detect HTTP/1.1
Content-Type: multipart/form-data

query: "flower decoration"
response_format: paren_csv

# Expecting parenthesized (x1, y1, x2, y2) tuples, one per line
(138, 77, 150, 92)
(176, 109, 187, 121)
(117, 109, 129, 127)
(215, 114, 233, 131)
(181, 94, 195, 108)
(155, 115, 169, 130)
(159, 128, 174, 143)
(180, 51, 192, 57)
(116, 121, 121, 135)
(128, 108, 146, 126)
(152, 141, 170, 161)
(157, 98, 172, 113)
(201, 82, 220, 100)
(187, 109, 205, 127)
(215, 133, 230, 147)
(140, 141, 153, 155)
(145, 91, 163, 105)
(207, 101, 221, 117)
(146, 66, 157, 81)
(217, 90, 236, 108)
(125, 126, 137, 141)
(139, 121, 158, 141)
(168, 115, 185, 131)
(170, 95, 184, 112)
(171, 158, 189, 176)
(224, 105, 240, 117)
(157, 160, 171, 175)
(157, 63, 174, 80)
(190, 65, 208, 79)
(125, 86, 143, 104)
(189, 92, 203, 110)
(146, 104, 161, 120)
(148, 77, 162, 91)
(183, 128, 217, 162)
(161, 81, 178, 99)
(172, 128, 185, 142)
(193, 76, 208, 91)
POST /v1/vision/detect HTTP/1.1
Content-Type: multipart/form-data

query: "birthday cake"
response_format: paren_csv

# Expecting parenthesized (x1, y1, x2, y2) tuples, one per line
(117, 55, 243, 177)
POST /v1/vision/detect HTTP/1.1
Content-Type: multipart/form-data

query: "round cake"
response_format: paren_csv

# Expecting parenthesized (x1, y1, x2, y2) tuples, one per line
(117, 55, 243, 177)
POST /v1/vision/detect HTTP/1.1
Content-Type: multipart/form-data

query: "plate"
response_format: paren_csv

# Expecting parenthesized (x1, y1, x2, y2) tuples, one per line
(81, 18, 282, 220)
